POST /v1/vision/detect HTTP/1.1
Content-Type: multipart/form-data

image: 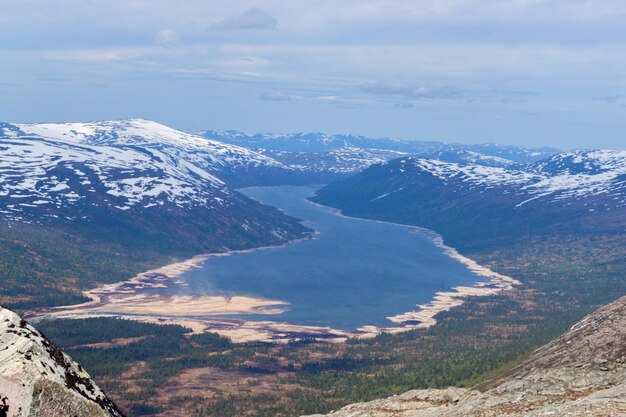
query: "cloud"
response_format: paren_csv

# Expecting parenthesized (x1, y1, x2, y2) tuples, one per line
(155, 29, 180, 45)
(593, 94, 621, 103)
(361, 81, 463, 99)
(209, 8, 278, 31)
(42, 48, 147, 63)
(314, 95, 370, 104)
(361, 81, 410, 95)
(409, 86, 464, 99)
(260, 91, 292, 101)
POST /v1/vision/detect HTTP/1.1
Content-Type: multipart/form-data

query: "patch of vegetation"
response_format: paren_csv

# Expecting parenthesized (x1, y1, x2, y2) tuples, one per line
(37, 317, 189, 347)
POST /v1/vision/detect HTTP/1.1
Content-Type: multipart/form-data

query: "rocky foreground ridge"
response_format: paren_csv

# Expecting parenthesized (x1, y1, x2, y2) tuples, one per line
(0, 306, 124, 417)
(306, 295, 626, 417)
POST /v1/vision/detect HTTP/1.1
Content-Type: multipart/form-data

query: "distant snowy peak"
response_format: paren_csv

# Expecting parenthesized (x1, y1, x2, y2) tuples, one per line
(199, 129, 558, 162)
(390, 149, 626, 209)
(200, 130, 382, 154)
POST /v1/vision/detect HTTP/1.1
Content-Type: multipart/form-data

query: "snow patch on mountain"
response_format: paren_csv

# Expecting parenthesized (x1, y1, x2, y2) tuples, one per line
(392, 150, 626, 209)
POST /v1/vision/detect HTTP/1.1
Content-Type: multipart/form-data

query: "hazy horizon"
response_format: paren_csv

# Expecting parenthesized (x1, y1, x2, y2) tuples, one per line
(2, 1, 625, 150)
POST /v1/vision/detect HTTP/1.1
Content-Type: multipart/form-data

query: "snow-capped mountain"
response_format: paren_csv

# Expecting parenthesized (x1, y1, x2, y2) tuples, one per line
(0, 119, 299, 219)
(312, 149, 626, 247)
(0, 119, 310, 256)
(529, 149, 626, 176)
(397, 149, 626, 209)
(199, 129, 558, 163)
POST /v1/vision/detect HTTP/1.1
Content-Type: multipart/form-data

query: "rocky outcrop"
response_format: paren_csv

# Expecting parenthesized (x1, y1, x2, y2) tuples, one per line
(305, 295, 626, 416)
(0, 306, 124, 417)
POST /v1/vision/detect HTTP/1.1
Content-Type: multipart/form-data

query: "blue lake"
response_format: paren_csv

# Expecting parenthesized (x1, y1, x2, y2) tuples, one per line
(176, 185, 484, 330)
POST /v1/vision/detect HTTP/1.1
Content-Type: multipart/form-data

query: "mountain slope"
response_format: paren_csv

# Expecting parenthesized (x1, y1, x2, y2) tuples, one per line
(0, 306, 124, 417)
(312, 150, 626, 248)
(305, 294, 626, 417)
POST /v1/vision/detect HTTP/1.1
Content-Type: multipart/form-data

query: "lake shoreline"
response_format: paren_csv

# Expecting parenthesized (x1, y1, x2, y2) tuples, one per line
(28, 191, 519, 344)
(25, 234, 316, 322)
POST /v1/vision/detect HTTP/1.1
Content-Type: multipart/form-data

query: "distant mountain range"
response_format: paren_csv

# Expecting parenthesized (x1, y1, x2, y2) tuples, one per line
(312, 149, 626, 249)
(198, 129, 560, 181)
(198, 129, 559, 162)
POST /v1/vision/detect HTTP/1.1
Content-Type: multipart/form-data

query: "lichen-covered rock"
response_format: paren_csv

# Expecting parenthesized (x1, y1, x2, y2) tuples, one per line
(305, 295, 626, 417)
(0, 306, 124, 417)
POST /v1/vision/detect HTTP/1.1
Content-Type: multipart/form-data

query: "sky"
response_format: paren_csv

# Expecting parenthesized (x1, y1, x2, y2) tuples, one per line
(1, 0, 625, 149)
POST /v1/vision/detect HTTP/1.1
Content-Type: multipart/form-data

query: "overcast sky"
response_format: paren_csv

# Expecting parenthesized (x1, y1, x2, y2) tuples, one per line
(1, 0, 625, 149)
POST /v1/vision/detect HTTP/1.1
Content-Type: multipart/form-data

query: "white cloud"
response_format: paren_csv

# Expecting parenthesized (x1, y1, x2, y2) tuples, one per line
(155, 29, 180, 45)
(593, 94, 621, 103)
(361, 82, 463, 99)
(209, 8, 278, 31)
(314, 95, 371, 105)
(42, 48, 148, 63)
(260, 91, 292, 101)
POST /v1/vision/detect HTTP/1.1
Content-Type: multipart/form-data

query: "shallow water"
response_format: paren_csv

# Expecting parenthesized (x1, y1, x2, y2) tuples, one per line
(174, 185, 484, 330)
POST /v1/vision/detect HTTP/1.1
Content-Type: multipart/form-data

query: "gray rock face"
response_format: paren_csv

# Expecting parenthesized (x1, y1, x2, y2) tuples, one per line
(305, 295, 626, 417)
(0, 306, 124, 417)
